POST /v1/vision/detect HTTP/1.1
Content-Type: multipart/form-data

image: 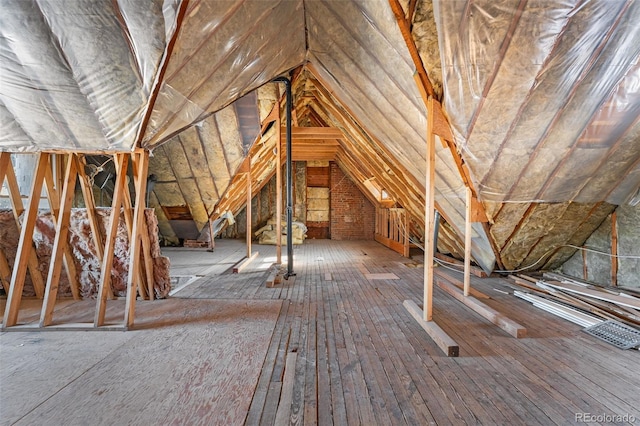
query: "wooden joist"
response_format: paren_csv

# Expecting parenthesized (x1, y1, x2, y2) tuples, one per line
(234, 251, 260, 274)
(282, 126, 343, 140)
(435, 270, 527, 338)
(403, 300, 459, 357)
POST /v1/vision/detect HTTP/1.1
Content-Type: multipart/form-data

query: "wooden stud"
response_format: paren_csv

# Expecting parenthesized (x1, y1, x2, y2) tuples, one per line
(120, 166, 148, 302)
(0, 250, 11, 294)
(43, 155, 80, 300)
(246, 169, 252, 258)
(611, 210, 618, 287)
(3, 153, 49, 328)
(77, 155, 114, 300)
(124, 150, 150, 328)
(3, 156, 46, 299)
(0, 152, 10, 184)
(40, 155, 78, 326)
(424, 96, 436, 322)
(276, 103, 283, 264)
(95, 154, 128, 327)
(464, 187, 472, 297)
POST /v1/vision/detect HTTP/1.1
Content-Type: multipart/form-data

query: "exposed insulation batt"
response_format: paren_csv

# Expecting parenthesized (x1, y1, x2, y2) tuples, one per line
(0, 209, 170, 299)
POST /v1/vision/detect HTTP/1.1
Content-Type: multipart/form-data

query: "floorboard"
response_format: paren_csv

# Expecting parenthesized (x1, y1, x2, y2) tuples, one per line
(3, 239, 639, 425)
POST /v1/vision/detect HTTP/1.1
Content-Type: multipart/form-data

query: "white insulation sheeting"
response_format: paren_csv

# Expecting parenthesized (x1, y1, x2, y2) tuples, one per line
(141, 0, 306, 148)
(306, 0, 496, 272)
(433, 0, 640, 205)
(0, 0, 180, 152)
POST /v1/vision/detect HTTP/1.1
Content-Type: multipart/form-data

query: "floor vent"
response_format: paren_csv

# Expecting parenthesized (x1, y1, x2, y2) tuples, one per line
(584, 320, 640, 349)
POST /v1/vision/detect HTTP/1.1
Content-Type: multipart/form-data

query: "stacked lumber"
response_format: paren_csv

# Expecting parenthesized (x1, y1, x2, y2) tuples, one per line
(254, 215, 307, 245)
(508, 273, 640, 348)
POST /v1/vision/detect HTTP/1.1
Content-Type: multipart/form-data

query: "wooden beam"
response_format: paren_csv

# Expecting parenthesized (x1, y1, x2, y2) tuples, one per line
(403, 300, 459, 357)
(40, 155, 78, 326)
(464, 187, 472, 297)
(121, 169, 148, 302)
(282, 127, 343, 140)
(95, 154, 128, 327)
(43, 155, 80, 300)
(276, 106, 283, 265)
(124, 150, 150, 329)
(77, 155, 114, 300)
(128, 154, 154, 300)
(0, 250, 11, 294)
(233, 251, 260, 274)
(435, 272, 526, 338)
(246, 169, 252, 258)
(3, 153, 49, 328)
(424, 96, 436, 321)
(4, 156, 46, 299)
(611, 210, 618, 287)
(0, 152, 10, 185)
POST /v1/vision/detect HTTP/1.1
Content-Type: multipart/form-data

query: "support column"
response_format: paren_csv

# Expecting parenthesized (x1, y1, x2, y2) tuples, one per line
(464, 187, 472, 296)
(424, 96, 436, 322)
(246, 168, 252, 258)
(611, 211, 618, 287)
(276, 104, 283, 265)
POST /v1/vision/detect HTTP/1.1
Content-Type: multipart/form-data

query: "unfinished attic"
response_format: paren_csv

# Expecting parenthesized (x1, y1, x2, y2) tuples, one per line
(2, 0, 640, 424)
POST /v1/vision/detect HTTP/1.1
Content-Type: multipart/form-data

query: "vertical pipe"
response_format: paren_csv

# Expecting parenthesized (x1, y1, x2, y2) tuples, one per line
(273, 77, 295, 277)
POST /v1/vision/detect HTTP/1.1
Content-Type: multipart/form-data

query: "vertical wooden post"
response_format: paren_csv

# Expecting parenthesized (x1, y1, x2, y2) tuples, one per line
(95, 154, 128, 326)
(611, 211, 618, 287)
(424, 96, 436, 322)
(246, 168, 252, 258)
(40, 155, 78, 326)
(3, 153, 49, 327)
(403, 210, 410, 258)
(276, 106, 283, 264)
(464, 186, 472, 296)
(124, 150, 150, 328)
(582, 247, 588, 281)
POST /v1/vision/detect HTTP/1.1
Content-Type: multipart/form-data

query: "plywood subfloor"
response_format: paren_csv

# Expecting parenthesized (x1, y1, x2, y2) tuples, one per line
(0, 298, 282, 426)
(3, 239, 639, 425)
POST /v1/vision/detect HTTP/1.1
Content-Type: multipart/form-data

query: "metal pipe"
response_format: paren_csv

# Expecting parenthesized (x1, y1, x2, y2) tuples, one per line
(433, 210, 441, 254)
(273, 76, 295, 278)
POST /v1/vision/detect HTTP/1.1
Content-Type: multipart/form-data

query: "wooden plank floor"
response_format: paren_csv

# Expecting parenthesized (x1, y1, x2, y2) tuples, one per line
(3, 239, 639, 425)
(174, 239, 640, 425)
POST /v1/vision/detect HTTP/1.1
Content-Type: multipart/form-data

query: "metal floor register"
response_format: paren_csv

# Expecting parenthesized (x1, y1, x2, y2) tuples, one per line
(584, 320, 640, 350)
